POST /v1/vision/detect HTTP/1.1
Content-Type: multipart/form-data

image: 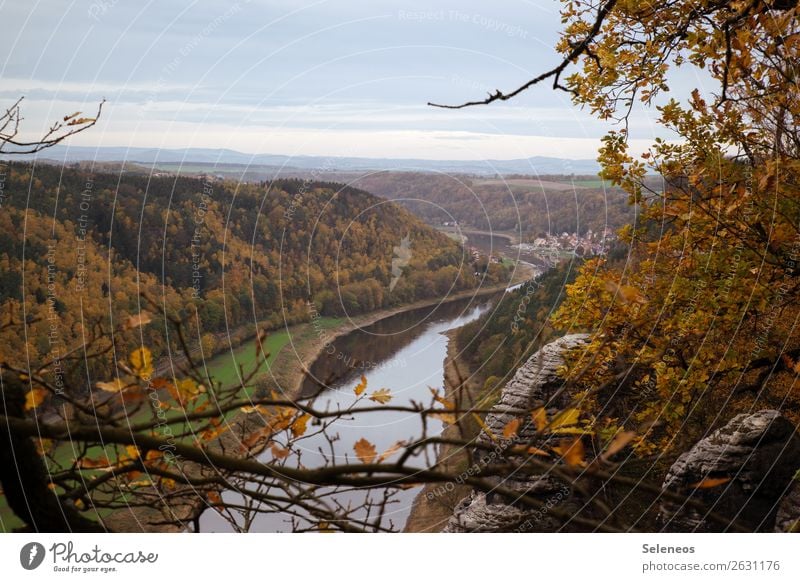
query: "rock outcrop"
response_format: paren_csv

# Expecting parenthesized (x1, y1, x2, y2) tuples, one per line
(443, 333, 589, 532)
(774, 479, 800, 533)
(660, 409, 800, 532)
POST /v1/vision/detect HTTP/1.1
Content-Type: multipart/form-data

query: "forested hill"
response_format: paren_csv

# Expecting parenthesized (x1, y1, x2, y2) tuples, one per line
(348, 172, 636, 237)
(0, 163, 506, 373)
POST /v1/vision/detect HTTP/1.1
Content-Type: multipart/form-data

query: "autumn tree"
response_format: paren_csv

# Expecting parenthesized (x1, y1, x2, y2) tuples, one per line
(435, 0, 800, 449)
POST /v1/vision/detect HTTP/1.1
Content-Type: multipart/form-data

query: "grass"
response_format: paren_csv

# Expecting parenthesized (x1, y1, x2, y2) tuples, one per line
(200, 329, 291, 388)
(572, 178, 613, 188)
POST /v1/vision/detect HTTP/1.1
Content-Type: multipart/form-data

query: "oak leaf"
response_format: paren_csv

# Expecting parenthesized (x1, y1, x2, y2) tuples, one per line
(353, 438, 377, 464)
(369, 388, 393, 404)
(291, 413, 311, 438)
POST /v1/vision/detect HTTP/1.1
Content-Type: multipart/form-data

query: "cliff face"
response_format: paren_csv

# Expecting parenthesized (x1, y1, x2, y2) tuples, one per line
(659, 409, 800, 532)
(443, 334, 589, 533)
(441, 333, 800, 533)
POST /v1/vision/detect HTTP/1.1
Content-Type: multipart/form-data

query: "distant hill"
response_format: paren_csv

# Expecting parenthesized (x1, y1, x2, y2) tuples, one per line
(347, 171, 635, 238)
(4, 145, 601, 176)
(0, 162, 507, 384)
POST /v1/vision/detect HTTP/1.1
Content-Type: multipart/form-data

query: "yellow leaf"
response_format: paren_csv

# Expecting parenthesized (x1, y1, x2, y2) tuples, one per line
(291, 413, 311, 438)
(690, 476, 731, 489)
(550, 408, 581, 433)
(502, 418, 521, 439)
(129, 347, 153, 379)
(24, 388, 47, 410)
(96, 378, 126, 393)
(552, 437, 585, 467)
(124, 311, 152, 329)
(531, 408, 547, 431)
(177, 377, 202, 400)
(125, 445, 140, 460)
(354, 375, 368, 396)
(369, 388, 392, 404)
(353, 438, 377, 464)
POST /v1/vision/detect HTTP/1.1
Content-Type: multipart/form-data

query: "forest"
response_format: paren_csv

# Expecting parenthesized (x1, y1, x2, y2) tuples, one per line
(0, 162, 507, 399)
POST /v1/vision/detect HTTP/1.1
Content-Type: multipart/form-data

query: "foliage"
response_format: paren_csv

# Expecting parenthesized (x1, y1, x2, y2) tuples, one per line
(549, 0, 800, 450)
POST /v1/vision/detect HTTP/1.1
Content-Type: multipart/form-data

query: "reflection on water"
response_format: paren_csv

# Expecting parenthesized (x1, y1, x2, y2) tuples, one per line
(200, 295, 493, 532)
(301, 296, 493, 398)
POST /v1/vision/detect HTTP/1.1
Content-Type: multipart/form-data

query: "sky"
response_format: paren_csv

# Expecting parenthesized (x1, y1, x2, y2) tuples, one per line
(0, 0, 710, 161)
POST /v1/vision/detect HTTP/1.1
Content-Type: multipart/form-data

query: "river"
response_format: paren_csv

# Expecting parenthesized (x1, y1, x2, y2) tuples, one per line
(199, 294, 495, 532)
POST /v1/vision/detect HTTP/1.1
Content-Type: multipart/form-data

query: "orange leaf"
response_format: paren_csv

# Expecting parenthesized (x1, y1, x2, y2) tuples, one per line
(354, 375, 368, 396)
(353, 438, 377, 464)
(690, 476, 731, 489)
(531, 408, 547, 432)
(78, 456, 112, 469)
(502, 418, 521, 439)
(291, 413, 311, 438)
(270, 444, 290, 459)
(429, 387, 455, 409)
(430, 410, 457, 425)
(552, 437, 585, 467)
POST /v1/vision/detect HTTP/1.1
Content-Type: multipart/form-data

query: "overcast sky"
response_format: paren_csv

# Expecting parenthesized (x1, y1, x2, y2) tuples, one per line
(0, 0, 710, 160)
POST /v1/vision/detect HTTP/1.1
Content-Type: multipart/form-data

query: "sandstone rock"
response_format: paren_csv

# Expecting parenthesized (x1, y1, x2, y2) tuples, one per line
(660, 409, 800, 532)
(774, 478, 800, 532)
(443, 333, 589, 532)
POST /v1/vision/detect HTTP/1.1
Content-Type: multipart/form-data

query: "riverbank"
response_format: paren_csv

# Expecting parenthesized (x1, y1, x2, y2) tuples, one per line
(403, 328, 486, 532)
(272, 276, 533, 402)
